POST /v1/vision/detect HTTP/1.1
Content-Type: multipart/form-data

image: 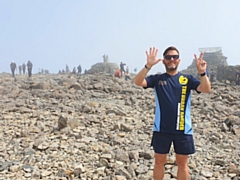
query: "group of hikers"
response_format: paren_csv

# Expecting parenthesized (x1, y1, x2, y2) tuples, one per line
(205, 69, 215, 82)
(9, 59, 136, 80)
(206, 68, 240, 85)
(114, 62, 131, 80)
(10, 60, 33, 78)
(58, 64, 83, 76)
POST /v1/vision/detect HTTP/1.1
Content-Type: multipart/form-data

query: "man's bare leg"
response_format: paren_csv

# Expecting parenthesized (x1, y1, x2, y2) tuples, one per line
(153, 153, 167, 180)
(176, 154, 189, 180)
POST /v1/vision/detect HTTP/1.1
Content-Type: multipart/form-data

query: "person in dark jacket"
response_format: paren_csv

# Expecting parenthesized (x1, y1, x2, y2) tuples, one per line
(22, 63, 26, 74)
(77, 65, 82, 76)
(27, 60, 33, 77)
(10, 61, 17, 77)
(120, 62, 126, 77)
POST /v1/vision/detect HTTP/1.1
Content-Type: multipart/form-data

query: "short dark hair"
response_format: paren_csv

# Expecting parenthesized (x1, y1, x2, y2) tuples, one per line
(163, 46, 179, 56)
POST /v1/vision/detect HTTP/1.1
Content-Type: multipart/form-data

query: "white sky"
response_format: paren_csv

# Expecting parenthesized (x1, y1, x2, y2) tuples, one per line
(1, 0, 240, 74)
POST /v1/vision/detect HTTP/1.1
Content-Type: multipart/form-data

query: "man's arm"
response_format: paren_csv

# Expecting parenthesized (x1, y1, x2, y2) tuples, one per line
(197, 74, 211, 93)
(134, 66, 150, 87)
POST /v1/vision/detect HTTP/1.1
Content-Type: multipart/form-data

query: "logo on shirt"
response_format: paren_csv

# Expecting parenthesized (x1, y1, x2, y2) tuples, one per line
(158, 80, 167, 86)
(179, 75, 188, 85)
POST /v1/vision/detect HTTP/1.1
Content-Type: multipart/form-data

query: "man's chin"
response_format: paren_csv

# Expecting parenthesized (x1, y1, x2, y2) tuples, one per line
(166, 66, 178, 71)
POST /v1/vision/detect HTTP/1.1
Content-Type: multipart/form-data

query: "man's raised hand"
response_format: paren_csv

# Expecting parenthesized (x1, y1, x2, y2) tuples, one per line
(146, 47, 162, 68)
(194, 52, 207, 74)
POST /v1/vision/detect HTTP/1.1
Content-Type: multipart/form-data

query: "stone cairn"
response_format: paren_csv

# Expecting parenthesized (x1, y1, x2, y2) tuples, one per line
(85, 55, 119, 75)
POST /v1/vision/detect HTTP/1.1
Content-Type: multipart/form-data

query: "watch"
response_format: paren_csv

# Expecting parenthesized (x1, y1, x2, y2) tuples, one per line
(200, 72, 206, 77)
(145, 64, 151, 70)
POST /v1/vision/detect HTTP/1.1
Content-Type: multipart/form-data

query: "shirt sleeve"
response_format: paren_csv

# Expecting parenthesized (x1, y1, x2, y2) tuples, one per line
(145, 75, 157, 88)
(188, 75, 200, 92)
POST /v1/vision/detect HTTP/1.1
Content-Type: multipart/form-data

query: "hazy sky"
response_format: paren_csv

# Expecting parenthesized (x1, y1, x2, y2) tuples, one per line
(1, 0, 240, 74)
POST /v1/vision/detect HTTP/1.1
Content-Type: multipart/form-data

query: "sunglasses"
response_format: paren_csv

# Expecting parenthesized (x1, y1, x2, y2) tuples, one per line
(164, 55, 179, 60)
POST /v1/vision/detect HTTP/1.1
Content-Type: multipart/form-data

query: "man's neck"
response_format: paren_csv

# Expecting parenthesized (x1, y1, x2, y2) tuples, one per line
(166, 70, 178, 76)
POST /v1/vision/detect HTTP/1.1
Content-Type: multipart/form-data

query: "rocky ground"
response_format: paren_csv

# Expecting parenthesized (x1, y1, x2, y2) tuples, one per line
(0, 72, 239, 180)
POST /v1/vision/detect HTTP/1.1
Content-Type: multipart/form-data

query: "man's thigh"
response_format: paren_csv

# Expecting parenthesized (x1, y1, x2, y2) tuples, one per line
(151, 132, 173, 154)
(173, 134, 195, 155)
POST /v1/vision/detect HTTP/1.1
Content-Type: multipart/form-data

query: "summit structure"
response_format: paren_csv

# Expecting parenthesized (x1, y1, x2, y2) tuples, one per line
(181, 47, 228, 76)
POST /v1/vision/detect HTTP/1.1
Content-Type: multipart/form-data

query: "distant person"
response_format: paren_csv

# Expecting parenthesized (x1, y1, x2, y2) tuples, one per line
(22, 63, 26, 74)
(120, 62, 126, 77)
(72, 67, 77, 75)
(77, 65, 82, 76)
(235, 70, 240, 85)
(27, 60, 33, 77)
(206, 69, 210, 77)
(126, 66, 129, 74)
(134, 68, 137, 73)
(10, 61, 17, 77)
(18, 65, 22, 75)
(66, 65, 70, 74)
(114, 69, 121, 78)
(124, 72, 131, 81)
(210, 69, 215, 82)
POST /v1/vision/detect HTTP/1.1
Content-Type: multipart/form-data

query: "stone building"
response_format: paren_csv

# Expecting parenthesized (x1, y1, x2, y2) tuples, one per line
(181, 47, 240, 84)
(181, 47, 228, 77)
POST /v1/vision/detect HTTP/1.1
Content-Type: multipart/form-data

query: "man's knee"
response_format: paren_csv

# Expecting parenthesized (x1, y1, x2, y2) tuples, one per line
(176, 160, 188, 171)
(155, 154, 167, 166)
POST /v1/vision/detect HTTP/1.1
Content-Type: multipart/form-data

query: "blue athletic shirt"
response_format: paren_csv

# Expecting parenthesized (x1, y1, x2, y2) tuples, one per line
(145, 72, 200, 135)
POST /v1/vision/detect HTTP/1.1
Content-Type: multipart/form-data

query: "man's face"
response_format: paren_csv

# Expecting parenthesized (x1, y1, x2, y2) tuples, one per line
(163, 50, 180, 71)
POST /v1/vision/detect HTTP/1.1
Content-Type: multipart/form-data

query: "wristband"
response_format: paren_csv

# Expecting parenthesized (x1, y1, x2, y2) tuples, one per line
(145, 64, 151, 70)
(200, 72, 206, 77)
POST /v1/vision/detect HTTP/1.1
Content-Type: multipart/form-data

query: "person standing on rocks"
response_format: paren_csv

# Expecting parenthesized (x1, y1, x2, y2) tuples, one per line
(66, 64, 70, 74)
(77, 64, 82, 76)
(72, 67, 77, 75)
(120, 62, 126, 77)
(10, 61, 17, 77)
(27, 60, 33, 77)
(235, 70, 240, 85)
(22, 63, 26, 74)
(134, 46, 211, 180)
(18, 65, 22, 75)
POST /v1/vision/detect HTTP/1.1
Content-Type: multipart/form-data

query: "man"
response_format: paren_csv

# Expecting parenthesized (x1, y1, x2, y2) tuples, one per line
(66, 64, 70, 74)
(120, 62, 126, 77)
(18, 65, 22, 75)
(134, 46, 211, 180)
(77, 65, 82, 76)
(27, 60, 33, 77)
(72, 67, 77, 75)
(235, 70, 240, 85)
(22, 63, 26, 74)
(10, 61, 17, 77)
